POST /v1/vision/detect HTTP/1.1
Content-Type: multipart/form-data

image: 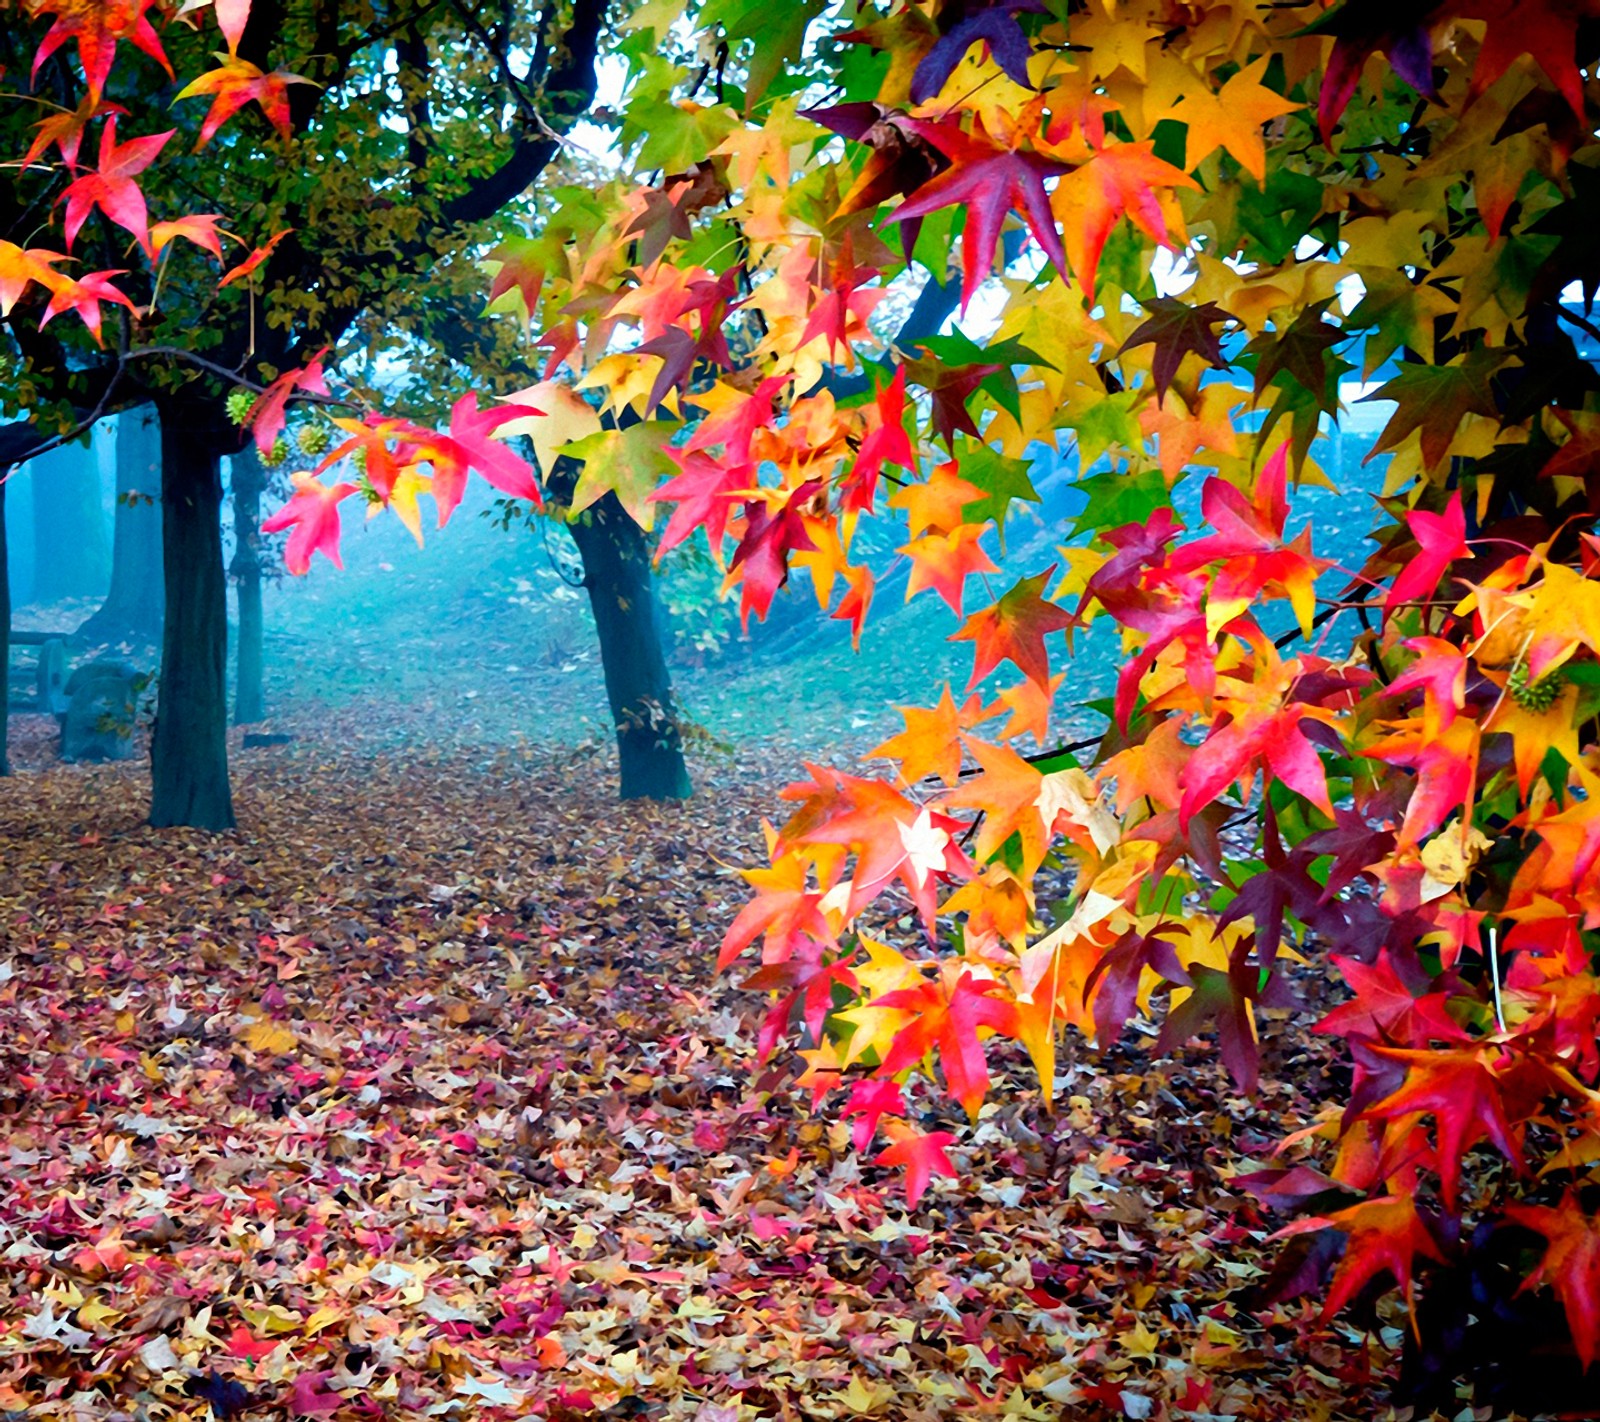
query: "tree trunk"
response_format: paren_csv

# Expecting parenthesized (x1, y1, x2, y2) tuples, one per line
(0, 472, 10, 777)
(30, 436, 110, 603)
(150, 401, 235, 830)
(230, 446, 265, 725)
(566, 493, 692, 800)
(78, 405, 164, 646)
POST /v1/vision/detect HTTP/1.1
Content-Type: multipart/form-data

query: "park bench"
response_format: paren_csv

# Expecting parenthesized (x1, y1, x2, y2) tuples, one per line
(5, 631, 69, 715)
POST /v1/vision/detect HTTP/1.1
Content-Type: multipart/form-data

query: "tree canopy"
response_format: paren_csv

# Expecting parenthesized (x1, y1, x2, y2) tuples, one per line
(353, 0, 1600, 1369)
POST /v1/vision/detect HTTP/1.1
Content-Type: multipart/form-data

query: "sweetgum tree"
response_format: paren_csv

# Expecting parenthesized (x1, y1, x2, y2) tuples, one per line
(0, 0, 608, 823)
(267, 0, 1600, 1393)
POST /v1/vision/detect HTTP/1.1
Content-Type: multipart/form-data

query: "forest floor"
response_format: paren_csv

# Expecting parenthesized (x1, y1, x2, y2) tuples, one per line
(0, 698, 1438, 1422)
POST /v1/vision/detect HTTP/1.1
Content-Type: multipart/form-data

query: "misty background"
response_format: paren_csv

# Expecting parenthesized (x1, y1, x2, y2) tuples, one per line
(5, 391, 1397, 783)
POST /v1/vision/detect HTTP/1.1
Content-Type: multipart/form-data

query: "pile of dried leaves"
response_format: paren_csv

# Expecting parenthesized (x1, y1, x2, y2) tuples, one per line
(0, 718, 1403, 1422)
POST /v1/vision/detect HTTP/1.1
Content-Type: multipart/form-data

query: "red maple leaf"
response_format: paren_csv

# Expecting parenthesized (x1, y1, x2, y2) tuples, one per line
(1307, 1194, 1445, 1317)
(1464, 0, 1588, 124)
(651, 447, 748, 555)
(718, 847, 837, 971)
(29, 0, 171, 106)
(176, 56, 315, 148)
(1386, 636, 1469, 732)
(730, 482, 821, 626)
(247, 349, 329, 454)
(1179, 706, 1335, 827)
(1362, 1047, 1524, 1210)
(831, 564, 875, 651)
(842, 1077, 905, 1150)
(405, 393, 543, 521)
(59, 118, 174, 257)
(1505, 1193, 1600, 1369)
(874, 972, 1018, 1118)
(1315, 950, 1472, 1047)
(843, 367, 915, 512)
(887, 113, 1069, 309)
(1363, 716, 1479, 850)
(38, 268, 136, 345)
(875, 1122, 959, 1207)
(1385, 493, 1467, 617)
(261, 473, 357, 574)
(951, 569, 1074, 690)
(218, 228, 291, 288)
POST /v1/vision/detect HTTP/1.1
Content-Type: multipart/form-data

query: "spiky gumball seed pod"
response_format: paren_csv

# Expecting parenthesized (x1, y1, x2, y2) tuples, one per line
(296, 423, 331, 457)
(225, 388, 255, 426)
(260, 436, 290, 469)
(1509, 661, 1565, 713)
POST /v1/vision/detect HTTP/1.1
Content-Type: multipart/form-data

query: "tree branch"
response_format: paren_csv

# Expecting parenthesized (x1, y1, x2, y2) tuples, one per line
(439, 0, 609, 229)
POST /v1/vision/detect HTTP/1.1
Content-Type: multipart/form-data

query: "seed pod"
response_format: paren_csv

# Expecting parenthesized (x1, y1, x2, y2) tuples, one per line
(1509, 661, 1564, 713)
(225, 389, 256, 426)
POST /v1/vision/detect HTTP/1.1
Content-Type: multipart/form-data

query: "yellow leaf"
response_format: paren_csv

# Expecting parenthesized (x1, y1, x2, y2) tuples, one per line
(832, 1376, 895, 1414)
(1121, 1318, 1161, 1358)
(496, 380, 601, 479)
(240, 1302, 302, 1334)
(238, 1019, 297, 1054)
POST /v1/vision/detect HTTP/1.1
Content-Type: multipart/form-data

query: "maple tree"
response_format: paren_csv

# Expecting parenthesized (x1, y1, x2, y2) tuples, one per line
(232, 0, 1600, 1397)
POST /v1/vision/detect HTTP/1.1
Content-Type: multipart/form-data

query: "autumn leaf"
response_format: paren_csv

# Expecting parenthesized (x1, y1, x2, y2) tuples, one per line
(872, 686, 972, 788)
(1312, 1194, 1445, 1318)
(875, 1122, 959, 1207)
(562, 422, 676, 531)
(176, 55, 316, 148)
(1383, 494, 1468, 617)
(29, 0, 171, 105)
(1119, 297, 1233, 402)
(409, 393, 544, 522)
(261, 472, 356, 574)
(1049, 141, 1197, 302)
(950, 570, 1073, 690)
(218, 228, 291, 288)
(887, 113, 1069, 309)
(247, 350, 329, 455)
(59, 118, 174, 257)
(39, 268, 137, 344)
(1362, 1048, 1524, 1211)
(1505, 1195, 1600, 1369)
(150, 213, 224, 261)
(1365, 351, 1509, 471)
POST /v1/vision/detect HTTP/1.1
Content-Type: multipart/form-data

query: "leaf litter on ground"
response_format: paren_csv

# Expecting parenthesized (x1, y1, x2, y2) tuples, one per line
(0, 711, 1407, 1421)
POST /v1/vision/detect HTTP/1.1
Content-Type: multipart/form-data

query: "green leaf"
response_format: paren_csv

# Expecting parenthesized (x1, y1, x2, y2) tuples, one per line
(958, 443, 1039, 536)
(561, 422, 680, 530)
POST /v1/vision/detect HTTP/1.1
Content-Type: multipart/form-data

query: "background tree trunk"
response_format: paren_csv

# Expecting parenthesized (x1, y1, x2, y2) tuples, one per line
(30, 436, 110, 604)
(79, 405, 164, 646)
(566, 492, 692, 800)
(150, 400, 235, 830)
(1, 472, 10, 777)
(230, 446, 265, 725)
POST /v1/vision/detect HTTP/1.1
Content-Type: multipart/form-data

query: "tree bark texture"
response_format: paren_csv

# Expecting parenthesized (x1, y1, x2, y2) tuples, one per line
(150, 402, 235, 830)
(1, 472, 10, 777)
(566, 493, 692, 801)
(30, 436, 110, 603)
(230, 446, 265, 725)
(79, 405, 164, 645)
